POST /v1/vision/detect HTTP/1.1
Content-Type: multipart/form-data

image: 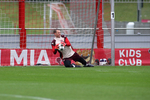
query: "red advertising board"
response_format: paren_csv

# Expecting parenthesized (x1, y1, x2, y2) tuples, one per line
(94, 48, 150, 66)
(115, 49, 150, 66)
(0, 48, 150, 66)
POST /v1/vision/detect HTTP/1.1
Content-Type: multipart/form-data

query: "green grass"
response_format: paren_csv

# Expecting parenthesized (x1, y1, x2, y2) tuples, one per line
(115, 3, 150, 21)
(115, 3, 138, 21)
(141, 3, 150, 19)
(0, 66, 150, 100)
(104, 3, 150, 22)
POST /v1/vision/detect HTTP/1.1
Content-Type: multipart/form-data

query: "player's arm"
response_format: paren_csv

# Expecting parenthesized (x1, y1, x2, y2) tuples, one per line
(52, 45, 58, 54)
(64, 37, 71, 46)
(63, 36, 74, 50)
(51, 40, 58, 54)
(53, 44, 63, 58)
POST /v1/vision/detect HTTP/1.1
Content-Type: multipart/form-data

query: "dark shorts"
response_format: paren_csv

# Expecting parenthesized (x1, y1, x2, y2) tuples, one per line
(63, 52, 81, 62)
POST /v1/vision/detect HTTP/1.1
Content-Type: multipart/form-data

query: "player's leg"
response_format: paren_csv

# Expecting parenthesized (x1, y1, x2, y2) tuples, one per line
(78, 56, 94, 67)
(63, 59, 81, 67)
(72, 52, 94, 67)
(63, 59, 72, 67)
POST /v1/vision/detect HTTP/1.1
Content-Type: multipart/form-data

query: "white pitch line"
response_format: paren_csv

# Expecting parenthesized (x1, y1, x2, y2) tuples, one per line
(0, 94, 54, 100)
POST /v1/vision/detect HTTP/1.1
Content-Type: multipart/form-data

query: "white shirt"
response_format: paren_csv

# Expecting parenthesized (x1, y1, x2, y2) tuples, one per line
(54, 36, 75, 58)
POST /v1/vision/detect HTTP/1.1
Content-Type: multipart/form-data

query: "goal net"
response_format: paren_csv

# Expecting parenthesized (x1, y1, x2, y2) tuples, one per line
(0, 0, 110, 66)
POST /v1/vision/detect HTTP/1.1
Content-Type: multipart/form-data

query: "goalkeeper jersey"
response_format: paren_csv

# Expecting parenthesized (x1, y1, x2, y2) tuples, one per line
(51, 35, 75, 59)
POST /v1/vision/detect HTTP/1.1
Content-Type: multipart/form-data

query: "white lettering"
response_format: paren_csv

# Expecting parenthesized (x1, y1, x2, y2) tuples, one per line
(129, 58, 135, 65)
(118, 58, 142, 66)
(129, 49, 135, 57)
(126, 50, 128, 57)
(37, 50, 50, 65)
(30, 50, 35, 66)
(118, 59, 124, 66)
(119, 50, 125, 57)
(125, 59, 130, 66)
(10, 50, 27, 66)
(136, 50, 141, 58)
(136, 59, 142, 66)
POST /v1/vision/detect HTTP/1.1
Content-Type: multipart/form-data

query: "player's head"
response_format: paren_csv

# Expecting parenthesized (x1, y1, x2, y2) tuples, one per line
(53, 29, 61, 38)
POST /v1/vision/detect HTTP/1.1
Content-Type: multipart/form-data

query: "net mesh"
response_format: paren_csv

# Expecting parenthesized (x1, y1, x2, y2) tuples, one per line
(24, 0, 98, 49)
(0, 0, 103, 66)
(0, 1, 19, 48)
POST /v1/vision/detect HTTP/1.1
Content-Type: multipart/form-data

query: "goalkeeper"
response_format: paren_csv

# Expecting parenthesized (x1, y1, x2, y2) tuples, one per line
(51, 29, 94, 68)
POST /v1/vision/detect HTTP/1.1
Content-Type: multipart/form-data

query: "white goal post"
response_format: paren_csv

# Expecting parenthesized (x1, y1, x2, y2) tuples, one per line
(47, 2, 76, 34)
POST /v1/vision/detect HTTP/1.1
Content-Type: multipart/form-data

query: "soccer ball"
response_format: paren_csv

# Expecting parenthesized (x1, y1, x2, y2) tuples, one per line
(58, 43, 64, 51)
(99, 58, 107, 65)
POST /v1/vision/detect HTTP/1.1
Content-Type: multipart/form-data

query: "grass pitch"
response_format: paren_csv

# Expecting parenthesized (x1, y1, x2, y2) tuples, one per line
(0, 66, 150, 100)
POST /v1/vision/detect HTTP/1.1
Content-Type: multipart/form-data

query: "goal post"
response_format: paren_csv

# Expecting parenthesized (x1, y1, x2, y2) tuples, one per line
(96, 0, 104, 48)
(19, 0, 26, 49)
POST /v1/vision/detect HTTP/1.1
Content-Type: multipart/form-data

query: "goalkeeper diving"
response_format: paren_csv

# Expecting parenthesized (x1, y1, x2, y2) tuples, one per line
(51, 29, 94, 68)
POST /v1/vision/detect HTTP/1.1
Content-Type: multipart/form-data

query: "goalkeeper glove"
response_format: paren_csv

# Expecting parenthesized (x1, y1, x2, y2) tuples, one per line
(55, 44, 59, 50)
(61, 41, 66, 47)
